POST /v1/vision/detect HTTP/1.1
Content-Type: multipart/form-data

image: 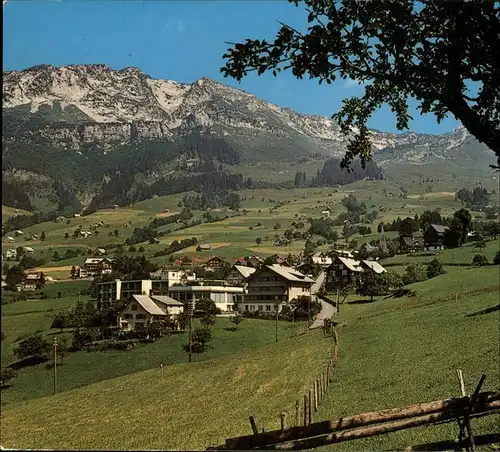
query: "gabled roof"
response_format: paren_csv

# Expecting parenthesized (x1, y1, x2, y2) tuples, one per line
(84, 257, 112, 265)
(337, 257, 363, 272)
(205, 256, 226, 264)
(265, 265, 314, 283)
(131, 295, 167, 315)
(402, 236, 415, 247)
(233, 265, 257, 279)
(429, 224, 449, 234)
(25, 272, 43, 280)
(151, 295, 184, 307)
(361, 260, 386, 274)
(23, 246, 34, 252)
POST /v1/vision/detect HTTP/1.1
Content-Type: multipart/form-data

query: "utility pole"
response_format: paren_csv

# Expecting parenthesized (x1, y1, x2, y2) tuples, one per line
(308, 295, 311, 327)
(53, 337, 58, 395)
(187, 299, 193, 363)
(275, 296, 279, 343)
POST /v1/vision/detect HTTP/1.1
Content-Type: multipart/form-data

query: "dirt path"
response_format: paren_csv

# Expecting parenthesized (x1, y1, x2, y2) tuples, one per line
(35, 265, 74, 272)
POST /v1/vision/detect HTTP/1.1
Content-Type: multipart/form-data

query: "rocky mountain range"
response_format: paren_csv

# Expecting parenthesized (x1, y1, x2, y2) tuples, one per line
(2, 64, 496, 213)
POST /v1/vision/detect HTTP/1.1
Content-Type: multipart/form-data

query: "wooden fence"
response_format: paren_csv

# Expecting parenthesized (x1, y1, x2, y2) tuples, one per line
(213, 390, 499, 450)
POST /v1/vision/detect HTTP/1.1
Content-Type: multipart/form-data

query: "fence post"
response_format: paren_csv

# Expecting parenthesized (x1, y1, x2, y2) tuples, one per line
(280, 412, 286, 432)
(249, 416, 258, 435)
(303, 394, 307, 426)
(313, 381, 318, 412)
(295, 399, 300, 427)
(308, 390, 312, 425)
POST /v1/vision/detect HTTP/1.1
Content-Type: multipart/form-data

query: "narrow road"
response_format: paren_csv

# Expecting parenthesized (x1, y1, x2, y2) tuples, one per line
(309, 271, 336, 330)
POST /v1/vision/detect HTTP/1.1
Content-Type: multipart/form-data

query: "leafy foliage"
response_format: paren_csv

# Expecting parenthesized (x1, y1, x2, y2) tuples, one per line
(403, 262, 428, 285)
(221, 0, 500, 168)
(13, 334, 51, 361)
(426, 258, 446, 279)
(472, 254, 489, 267)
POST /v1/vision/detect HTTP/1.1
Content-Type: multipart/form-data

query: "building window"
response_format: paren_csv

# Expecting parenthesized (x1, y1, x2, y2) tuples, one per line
(245, 305, 249, 311)
(265, 305, 271, 311)
(124, 314, 132, 319)
(131, 304, 138, 311)
(342, 270, 348, 276)
(135, 314, 146, 320)
(258, 305, 263, 311)
(250, 305, 255, 311)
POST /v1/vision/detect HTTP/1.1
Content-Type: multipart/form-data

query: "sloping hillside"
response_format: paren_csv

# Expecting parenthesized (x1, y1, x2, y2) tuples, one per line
(1, 329, 332, 450)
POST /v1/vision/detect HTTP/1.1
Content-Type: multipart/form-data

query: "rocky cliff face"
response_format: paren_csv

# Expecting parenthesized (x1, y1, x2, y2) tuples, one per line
(4, 63, 489, 163)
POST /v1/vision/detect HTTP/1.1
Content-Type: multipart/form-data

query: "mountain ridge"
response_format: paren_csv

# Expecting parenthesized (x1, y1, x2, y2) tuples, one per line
(2, 64, 496, 213)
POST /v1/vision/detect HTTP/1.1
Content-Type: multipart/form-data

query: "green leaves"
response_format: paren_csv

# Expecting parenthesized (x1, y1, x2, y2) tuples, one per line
(221, 0, 500, 166)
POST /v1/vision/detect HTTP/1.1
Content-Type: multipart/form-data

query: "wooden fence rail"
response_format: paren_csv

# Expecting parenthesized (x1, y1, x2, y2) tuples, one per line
(213, 391, 500, 450)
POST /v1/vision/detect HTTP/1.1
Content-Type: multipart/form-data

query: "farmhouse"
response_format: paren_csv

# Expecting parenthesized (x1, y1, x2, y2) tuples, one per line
(83, 257, 113, 277)
(246, 255, 264, 268)
(203, 256, 227, 272)
(226, 265, 256, 285)
(196, 244, 212, 252)
(424, 224, 450, 250)
(15, 230, 23, 236)
(5, 236, 15, 243)
(23, 246, 35, 254)
(21, 272, 45, 291)
(326, 256, 364, 290)
(168, 284, 245, 313)
(359, 260, 387, 274)
(117, 295, 168, 331)
(242, 265, 314, 313)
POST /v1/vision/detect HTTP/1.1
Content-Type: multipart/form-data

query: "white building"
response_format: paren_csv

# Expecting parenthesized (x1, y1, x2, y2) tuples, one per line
(167, 285, 245, 313)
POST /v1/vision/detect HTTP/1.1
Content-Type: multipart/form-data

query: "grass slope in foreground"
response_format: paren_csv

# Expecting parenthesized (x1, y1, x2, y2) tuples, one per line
(1, 317, 306, 406)
(316, 265, 500, 450)
(1, 329, 332, 450)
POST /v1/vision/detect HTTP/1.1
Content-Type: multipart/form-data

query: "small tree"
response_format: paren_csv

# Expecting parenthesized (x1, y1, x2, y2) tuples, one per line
(70, 265, 78, 279)
(64, 232, 70, 239)
(230, 313, 244, 330)
(403, 262, 427, 285)
(195, 298, 220, 328)
(0, 367, 16, 388)
(5, 265, 26, 288)
(472, 254, 489, 267)
(255, 237, 262, 246)
(494, 251, 500, 265)
(40, 231, 46, 241)
(14, 334, 51, 362)
(52, 251, 60, 262)
(474, 240, 487, 250)
(183, 327, 212, 354)
(426, 258, 446, 279)
(113, 229, 119, 237)
(50, 311, 69, 333)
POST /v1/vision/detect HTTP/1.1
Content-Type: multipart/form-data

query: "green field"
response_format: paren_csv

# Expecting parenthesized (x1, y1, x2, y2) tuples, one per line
(1, 328, 332, 450)
(3, 181, 476, 278)
(1, 290, 309, 406)
(315, 266, 500, 450)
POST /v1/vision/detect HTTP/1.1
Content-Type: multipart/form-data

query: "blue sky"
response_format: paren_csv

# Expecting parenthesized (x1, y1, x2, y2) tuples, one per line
(3, 0, 461, 135)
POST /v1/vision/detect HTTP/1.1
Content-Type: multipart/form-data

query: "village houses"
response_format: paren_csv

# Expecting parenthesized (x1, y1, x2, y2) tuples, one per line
(424, 224, 450, 250)
(226, 265, 257, 285)
(242, 265, 314, 313)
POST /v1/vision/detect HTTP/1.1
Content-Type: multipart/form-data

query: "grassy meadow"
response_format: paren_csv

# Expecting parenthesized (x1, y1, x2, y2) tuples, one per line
(315, 265, 499, 450)
(1, 328, 333, 450)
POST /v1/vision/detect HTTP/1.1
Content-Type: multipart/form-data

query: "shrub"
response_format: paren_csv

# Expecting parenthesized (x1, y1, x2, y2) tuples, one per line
(472, 254, 489, 267)
(426, 258, 446, 279)
(13, 334, 51, 361)
(0, 367, 16, 387)
(403, 262, 427, 285)
(493, 251, 500, 265)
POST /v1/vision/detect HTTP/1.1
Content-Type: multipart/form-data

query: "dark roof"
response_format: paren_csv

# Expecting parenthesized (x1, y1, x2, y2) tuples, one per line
(429, 224, 449, 234)
(402, 237, 415, 247)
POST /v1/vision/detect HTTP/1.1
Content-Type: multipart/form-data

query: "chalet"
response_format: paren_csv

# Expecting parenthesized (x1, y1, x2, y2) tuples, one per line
(149, 238, 160, 245)
(196, 244, 213, 252)
(234, 257, 249, 266)
(359, 260, 387, 274)
(150, 295, 184, 315)
(246, 255, 264, 268)
(268, 254, 287, 265)
(5, 249, 17, 259)
(203, 256, 227, 272)
(326, 256, 364, 291)
(117, 295, 168, 331)
(226, 265, 256, 285)
(242, 265, 314, 313)
(310, 252, 333, 268)
(55, 216, 66, 223)
(5, 236, 15, 243)
(424, 224, 449, 250)
(80, 231, 93, 238)
(73, 213, 81, 218)
(15, 230, 24, 236)
(21, 272, 45, 291)
(95, 248, 107, 256)
(23, 246, 35, 254)
(83, 257, 113, 276)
